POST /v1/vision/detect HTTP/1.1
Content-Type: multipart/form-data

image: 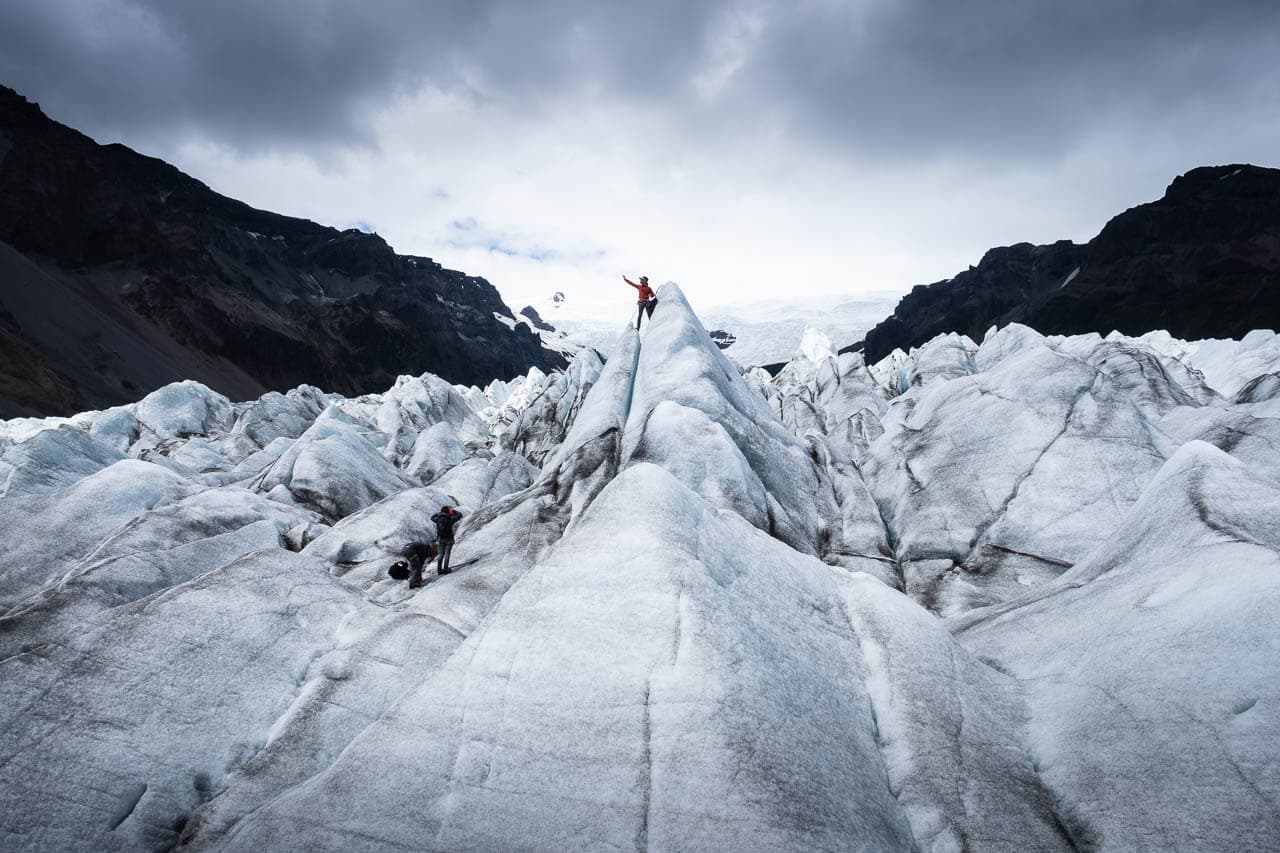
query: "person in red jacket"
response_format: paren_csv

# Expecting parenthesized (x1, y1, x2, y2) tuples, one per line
(624, 275, 657, 330)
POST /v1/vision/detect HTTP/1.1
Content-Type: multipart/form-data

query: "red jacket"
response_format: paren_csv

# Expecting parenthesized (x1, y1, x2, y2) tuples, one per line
(625, 278, 655, 301)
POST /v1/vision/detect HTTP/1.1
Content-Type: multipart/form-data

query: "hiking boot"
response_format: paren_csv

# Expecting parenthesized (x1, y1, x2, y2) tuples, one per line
(408, 579, 423, 589)
(438, 568, 451, 575)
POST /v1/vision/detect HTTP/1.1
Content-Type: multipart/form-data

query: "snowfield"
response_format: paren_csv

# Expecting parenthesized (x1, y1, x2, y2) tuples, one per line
(542, 293, 898, 368)
(2, 284, 1278, 851)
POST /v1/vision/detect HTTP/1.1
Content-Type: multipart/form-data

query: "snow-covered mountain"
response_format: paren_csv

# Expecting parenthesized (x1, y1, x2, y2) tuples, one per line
(539, 291, 897, 367)
(2, 285, 1279, 851)
(698, 296, 898, 365)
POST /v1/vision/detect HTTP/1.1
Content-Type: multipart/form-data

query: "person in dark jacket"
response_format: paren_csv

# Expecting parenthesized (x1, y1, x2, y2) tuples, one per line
(431, 505, 463, 574)
(623, 275, 657, 330)
(403, 540, 437, 589)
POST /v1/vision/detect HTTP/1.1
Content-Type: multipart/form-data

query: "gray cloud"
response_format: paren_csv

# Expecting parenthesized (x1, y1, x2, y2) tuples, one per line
(0, 1, 474, 150)
(0, 0, 715, 153)
(733, 0, 1280, 162)
(2, 0, 1277, 167)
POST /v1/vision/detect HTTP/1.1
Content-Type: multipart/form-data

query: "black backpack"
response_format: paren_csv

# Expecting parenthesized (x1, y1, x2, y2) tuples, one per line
(388, 560, 410, 580)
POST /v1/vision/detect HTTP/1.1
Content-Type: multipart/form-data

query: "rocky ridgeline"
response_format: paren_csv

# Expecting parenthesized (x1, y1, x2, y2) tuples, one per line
(860, 163, 1280, 363)
(1, 286, 1278, 851)
(0, 85, 563, 418)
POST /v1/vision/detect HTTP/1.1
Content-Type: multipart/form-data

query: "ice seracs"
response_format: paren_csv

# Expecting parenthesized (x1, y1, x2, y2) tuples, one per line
(218, 465, 916, 851)
(797, 324, 836, 363)
(954, 441, 1280, 850)
(1, 292, 1278, 851)
(251, 405, 415, 521)
(0, 424, 125, 498)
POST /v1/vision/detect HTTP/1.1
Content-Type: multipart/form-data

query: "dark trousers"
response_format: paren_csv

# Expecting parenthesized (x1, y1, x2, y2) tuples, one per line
(408, 557, 424, 585)
(636, 298, 657, 330)
(437, 540, 454, 571)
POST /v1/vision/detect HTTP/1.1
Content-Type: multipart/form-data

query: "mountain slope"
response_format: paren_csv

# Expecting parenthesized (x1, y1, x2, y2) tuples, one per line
(0, 85, 563, 417)
(861, 164, 1280, 363)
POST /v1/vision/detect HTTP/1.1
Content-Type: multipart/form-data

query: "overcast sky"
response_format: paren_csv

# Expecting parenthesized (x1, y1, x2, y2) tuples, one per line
(3, 0, 1278, 319)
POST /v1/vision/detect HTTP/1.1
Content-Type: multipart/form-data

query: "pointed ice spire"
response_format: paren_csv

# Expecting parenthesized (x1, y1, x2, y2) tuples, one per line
(615, 284, 833, 552)
(797, 325, 835, 362)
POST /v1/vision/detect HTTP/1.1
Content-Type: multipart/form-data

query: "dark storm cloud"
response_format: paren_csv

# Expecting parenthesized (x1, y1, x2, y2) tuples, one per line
(0, 0, 715, 152)
(1, 0, 1277, 164)
(732, 0, 1280, 161)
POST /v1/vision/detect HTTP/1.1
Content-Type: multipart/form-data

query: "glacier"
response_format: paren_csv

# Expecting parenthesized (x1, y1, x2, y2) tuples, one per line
(1, 283, 1278, 851)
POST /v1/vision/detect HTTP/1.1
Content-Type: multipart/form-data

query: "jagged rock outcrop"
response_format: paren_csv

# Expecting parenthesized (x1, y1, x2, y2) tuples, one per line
(861, 164, 1280, 363)
(518, 305, 556, 332)
(0, 85, 564, 418)
(707, 329, 736, 349)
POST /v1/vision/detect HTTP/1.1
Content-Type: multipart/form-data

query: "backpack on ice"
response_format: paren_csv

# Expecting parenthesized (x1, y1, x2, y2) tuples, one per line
(388, 560, 411, 580)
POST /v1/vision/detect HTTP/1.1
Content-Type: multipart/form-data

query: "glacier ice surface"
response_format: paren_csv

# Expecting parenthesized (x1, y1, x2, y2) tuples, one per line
(1, 292, 1278, 851)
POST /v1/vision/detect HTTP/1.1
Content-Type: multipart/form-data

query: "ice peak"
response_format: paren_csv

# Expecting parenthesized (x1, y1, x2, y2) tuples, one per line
(798, 326, 835, 362)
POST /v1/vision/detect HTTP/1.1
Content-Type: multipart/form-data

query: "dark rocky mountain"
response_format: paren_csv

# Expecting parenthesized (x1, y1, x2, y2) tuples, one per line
(859, 164, 1280, 363)
(0, 85, 564, 417)
(708, 329, 737, 350)
(518, 305, 556, 332)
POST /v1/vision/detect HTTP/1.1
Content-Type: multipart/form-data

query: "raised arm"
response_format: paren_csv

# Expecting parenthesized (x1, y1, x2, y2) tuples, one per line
(623, 275, 641, 290)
